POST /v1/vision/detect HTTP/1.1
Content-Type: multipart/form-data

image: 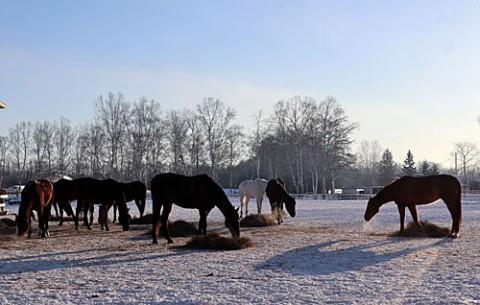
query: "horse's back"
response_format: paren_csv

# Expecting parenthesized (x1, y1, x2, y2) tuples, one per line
(151, 173, 220, 208)
(398, 175, 461, 203)
(239, 179, 268, 196)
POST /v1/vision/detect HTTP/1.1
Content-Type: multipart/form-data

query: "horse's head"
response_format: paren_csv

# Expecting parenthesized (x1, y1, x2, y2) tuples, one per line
(364, 197, 380, 221)
(225, 208, 240, 239)
(16, 215, 29, 237)
(118, 209, 131, 231)
(285, 195, 296, 217)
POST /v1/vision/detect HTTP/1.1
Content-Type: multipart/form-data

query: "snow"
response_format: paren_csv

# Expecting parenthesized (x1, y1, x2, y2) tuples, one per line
(2, 196, 480, 304)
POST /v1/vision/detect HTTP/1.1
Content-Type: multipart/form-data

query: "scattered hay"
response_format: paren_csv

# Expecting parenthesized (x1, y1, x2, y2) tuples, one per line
(390, 220, 451, 238)
(240, 214, 277, 227)
(140, 217, 198, 238)
(183, 233, 253, 250)
(0, 217, 16, 235)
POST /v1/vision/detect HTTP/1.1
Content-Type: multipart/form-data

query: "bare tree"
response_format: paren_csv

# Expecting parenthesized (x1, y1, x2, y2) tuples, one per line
(357, 140, 382, 186)
(54, 117, 76, 176)
(95, 92, 130, 179)
(165, 110, 189, 173)
(453, 141, 479, 186)
(0, 136, 7, 187)
(184, 110, 204, 175)
(32, 121, 55, 178)
(225, 124, 244, 188)
(248, 110, 269, 178)
(8, 121, 33, 183)
(127, 97, 162, 182)
(196, 97, 237, 180)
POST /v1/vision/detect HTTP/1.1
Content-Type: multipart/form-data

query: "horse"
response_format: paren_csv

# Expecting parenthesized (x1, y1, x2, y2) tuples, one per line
(112, 181, 148, 222)
(52, 178, 79, 225)
(364, 174, 462, 237)
(17, 179, 54, 238)
(238, 178, 268, 217)
(265, 178, 296, 224)
(151, 173, 240, 244)
(74, 178, 131, 231)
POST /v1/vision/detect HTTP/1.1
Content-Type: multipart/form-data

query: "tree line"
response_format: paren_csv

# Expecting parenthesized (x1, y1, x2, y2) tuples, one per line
(0, 92, 478, 193)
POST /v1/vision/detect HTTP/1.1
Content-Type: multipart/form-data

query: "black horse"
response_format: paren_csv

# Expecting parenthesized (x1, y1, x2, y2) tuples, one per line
(151, 173, 240, 244)
(52, 178, 78, 225)
(75, 178, 131, 231)
(112, 180, 147, 222)
(265, 178, 296, 224)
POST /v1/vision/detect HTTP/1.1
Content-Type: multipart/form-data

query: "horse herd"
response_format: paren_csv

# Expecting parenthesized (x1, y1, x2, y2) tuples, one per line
(15, 173, 463, 244)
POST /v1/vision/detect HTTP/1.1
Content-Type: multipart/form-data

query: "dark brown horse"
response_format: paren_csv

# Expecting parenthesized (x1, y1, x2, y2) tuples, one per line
(151, 173, 240, 244)
(265, 178, 296, 224)
(364, 174, 462, 237)
(75, 178, 131, 231)
(52, 178, 78, 225)
(17, 179, 54, 237)
(112, 181, 147, 222)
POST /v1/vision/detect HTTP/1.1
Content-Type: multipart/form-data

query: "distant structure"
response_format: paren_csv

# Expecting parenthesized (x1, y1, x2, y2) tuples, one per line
(0, 101, 5, 109)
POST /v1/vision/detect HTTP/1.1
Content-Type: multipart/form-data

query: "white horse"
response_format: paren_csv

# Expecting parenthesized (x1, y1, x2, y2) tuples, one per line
(238, 178, 268, 217)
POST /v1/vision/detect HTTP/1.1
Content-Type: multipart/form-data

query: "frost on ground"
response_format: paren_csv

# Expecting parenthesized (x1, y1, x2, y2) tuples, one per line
(1, 198, 480, 305)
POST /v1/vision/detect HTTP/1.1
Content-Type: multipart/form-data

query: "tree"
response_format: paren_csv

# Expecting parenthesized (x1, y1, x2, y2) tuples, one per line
(248, 110, 269, 178)
(165, 110, 189, 174)
(54, 117, 76, 175)
(9, 121, 33, 183)
(419, 160, 440, 176)
(357, 140, 382, 186)
(378, 149, 395, 185)
(0, 136, 7, 187)
(95, 92, 130, 179)
(196, 97, 238, 180)
(453, 141, 479, 186)
(184, 110, 204, 176)
(401, 150, 417, 176)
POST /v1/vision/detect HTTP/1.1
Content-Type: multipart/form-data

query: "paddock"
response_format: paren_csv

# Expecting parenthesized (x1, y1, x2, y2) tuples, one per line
(1, 197, 480, 304)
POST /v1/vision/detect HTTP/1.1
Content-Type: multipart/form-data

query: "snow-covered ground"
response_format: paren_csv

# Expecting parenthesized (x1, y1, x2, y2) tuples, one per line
(1, 196, 480, 305)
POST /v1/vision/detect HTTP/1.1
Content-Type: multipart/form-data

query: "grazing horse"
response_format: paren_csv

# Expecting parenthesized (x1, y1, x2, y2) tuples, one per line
(151, 173, 240, 244)
(17, 179, 54, 237)
(364, 174, 462, 237)
(52, 178, 78, 225)
(75, 178, 131, 231)
(265, 178, 296, 224)
(238, 178, 268, 217)
(112, 181, 148, 222)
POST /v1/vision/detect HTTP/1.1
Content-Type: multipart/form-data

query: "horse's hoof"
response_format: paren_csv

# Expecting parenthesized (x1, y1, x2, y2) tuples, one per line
(153, 239, 158, 244)
(449, 232, 459, 238)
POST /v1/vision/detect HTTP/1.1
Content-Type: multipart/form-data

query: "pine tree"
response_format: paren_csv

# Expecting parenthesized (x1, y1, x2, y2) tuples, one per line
(402, 150, 417, 176)
(378, 149, 395, 185)
(429, 163, 440, 175)
(420, 160, 430, 176)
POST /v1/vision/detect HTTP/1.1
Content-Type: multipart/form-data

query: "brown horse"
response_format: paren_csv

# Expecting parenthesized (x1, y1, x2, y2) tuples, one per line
(151, 173, 240, 244)
(17, 179, 54, 237)
(364, 174, 462, 237)
(265, 178, 296, 224)
(112, 181, 148, 222)
(52, 178, 78, 225)
(75, 178, 131, 231)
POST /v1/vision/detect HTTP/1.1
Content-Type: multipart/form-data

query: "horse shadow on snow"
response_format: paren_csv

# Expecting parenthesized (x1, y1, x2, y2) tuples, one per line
(256, 237, 452, 276)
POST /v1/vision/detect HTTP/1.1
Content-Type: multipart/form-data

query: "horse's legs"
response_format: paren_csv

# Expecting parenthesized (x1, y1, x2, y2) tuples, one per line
(161, 203, 174, 244)
(83, 202, 92, 230)
(152, 199, 162, 244)
(112, 204, 117, 223)
(397, 204, 406, 233)
(239, 194, 245, 218)
(75, 201, 83, 230)
(445, 200, 462, 237)
(408, 205, 421, 227)
(197, 209, 208, 235)
(257, 196, 263, 214)
(88, 204, 95, 227)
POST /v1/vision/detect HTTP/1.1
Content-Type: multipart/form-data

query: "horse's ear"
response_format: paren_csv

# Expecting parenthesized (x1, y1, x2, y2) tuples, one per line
(235, 207, 239, 213)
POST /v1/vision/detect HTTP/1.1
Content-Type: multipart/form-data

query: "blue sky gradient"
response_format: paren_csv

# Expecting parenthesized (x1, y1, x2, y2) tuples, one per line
(1, 1, 480, 166)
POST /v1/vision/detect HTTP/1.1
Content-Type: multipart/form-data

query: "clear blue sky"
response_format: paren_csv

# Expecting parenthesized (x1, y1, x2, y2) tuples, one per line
(1, 1, 480, 167)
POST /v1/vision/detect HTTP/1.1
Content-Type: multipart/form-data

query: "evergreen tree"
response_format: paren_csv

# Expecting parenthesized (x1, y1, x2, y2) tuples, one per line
(401, 150, 417, 176)
(378, 149, 395, 185)
(429, 163, 440, 175)
(419, 160, 430, 176)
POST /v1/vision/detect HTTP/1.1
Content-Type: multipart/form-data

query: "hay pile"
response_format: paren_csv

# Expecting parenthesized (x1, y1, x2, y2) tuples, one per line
(183, 233, 253, 250)
(240, 214, 277, 227)
(138, 215, 198, 238)
(0, 217, 16, 234)
(390, 220, 451, 238)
